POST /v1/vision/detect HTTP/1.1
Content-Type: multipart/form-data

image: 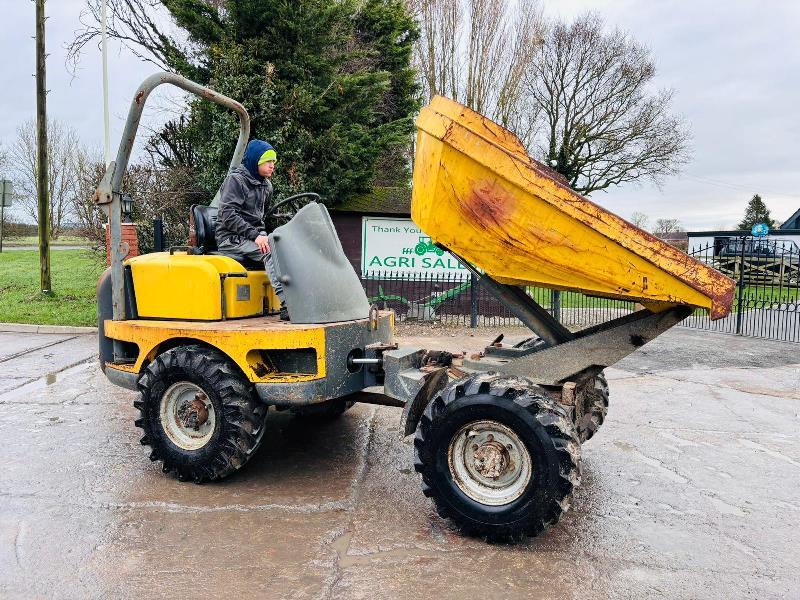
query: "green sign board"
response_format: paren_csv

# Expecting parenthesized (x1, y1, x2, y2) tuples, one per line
(361, 217, 467, 278)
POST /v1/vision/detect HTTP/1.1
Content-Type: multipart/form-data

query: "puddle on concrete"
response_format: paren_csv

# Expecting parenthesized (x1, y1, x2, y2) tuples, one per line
(0, 361, 94, 402)
(330, 530, 434, 568)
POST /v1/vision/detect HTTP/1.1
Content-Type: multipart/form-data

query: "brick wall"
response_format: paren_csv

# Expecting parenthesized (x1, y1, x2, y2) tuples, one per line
(105, 223, 139, 266)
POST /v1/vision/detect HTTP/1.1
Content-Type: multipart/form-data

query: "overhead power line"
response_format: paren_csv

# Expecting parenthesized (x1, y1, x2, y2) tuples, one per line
(683, 174, 800, 200)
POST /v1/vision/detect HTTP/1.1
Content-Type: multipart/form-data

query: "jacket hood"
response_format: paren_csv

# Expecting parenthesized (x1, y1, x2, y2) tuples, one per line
(242, 139, 274, 180)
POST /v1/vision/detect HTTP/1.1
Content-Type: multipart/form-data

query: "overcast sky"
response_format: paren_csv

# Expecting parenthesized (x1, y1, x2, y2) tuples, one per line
(1, 0, 798, 230)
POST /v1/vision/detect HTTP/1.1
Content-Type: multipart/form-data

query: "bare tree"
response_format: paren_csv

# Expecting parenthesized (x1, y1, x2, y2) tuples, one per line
(124, 160, 208, 253)
(528, 13, 690, 195)
(407, 0, 461, 101)
(144, 115, 198, 169)
(653, 218, 683, 234)
(72, 149, 107, 248)
(630, 211, 649, 230)
(10, 119, 84, 239)
(67, 0, 192, 72)
(70, 151, 209, 252)
(407, 0, 544, 145)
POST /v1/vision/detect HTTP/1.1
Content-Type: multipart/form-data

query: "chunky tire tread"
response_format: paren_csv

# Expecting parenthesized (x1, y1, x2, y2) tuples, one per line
(134, 344, 267, 483)
(508, 337, 609, 443)
(414, 373, 581, 542)
(577, 373, 609, 443)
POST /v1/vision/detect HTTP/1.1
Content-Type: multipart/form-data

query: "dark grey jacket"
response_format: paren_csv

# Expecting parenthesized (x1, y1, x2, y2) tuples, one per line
(216, 166, 273, 244)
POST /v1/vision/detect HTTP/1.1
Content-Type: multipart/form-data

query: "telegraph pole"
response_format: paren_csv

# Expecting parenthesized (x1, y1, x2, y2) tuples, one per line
(35, 0, 51, 292)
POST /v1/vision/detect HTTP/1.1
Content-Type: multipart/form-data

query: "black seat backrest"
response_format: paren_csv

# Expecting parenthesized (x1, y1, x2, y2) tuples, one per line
(190, 203, 264, 271)
(192, 204, 218, 253)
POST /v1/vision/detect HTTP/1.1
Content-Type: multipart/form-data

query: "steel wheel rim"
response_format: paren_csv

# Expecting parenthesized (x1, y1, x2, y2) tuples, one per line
(448, 420, 532, 506)
(160, 382, 216, 450)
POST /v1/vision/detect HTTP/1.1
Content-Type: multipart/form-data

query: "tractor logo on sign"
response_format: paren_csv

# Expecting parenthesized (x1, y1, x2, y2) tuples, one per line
(412, 236, 445, 257)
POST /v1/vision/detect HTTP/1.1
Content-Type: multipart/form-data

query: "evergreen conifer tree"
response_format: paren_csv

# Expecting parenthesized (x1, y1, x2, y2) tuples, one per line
(737, 194, 776, 230)
(152, 0, 419, 204)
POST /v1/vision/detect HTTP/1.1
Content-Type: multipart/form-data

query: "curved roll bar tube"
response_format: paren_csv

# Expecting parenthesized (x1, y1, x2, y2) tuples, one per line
(94, 73, 251, 360)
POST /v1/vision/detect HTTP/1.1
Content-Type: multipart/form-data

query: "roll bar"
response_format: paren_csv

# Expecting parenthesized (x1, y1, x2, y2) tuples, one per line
(94, 73, 250, 351)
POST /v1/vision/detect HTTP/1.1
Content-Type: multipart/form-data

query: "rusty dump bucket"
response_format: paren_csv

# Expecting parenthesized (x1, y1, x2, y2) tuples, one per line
(412, 96, 735, 319)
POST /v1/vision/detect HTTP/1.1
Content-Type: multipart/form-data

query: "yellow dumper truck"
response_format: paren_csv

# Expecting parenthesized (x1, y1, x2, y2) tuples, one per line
(96, 74, 734, 540)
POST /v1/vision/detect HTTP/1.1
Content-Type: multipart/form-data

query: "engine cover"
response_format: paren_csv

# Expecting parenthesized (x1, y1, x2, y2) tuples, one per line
(127, 252, 278, 320)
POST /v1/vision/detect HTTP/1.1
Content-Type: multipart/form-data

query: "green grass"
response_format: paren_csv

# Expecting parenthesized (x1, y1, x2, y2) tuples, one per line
(3, 235, 93, 247)
(527, 288, 634, 309)
(0, 250, 105, 326)
(740, 286, 798, 301)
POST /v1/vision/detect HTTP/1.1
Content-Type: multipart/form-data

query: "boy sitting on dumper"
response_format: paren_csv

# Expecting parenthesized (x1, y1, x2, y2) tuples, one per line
(215, 139, 288, 320)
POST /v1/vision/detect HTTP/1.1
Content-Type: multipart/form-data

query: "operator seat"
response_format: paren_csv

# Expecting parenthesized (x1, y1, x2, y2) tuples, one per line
(189, 204, 265, 271)
(191, 204, 219, 253)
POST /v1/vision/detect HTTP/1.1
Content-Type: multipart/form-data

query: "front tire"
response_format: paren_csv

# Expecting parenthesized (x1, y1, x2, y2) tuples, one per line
(134, 345, 268, 483)
(414, 374, 581, 541)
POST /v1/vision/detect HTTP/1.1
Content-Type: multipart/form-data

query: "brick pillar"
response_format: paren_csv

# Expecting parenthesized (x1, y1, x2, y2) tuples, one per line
(105, 223, 139, 266)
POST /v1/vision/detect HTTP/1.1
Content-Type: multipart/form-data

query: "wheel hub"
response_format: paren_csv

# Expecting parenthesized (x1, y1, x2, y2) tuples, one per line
(160, 382, 216, 451)
(473, 437, 511, 479)
(177, 393, 210, 431)
(448, 420, 532, 506)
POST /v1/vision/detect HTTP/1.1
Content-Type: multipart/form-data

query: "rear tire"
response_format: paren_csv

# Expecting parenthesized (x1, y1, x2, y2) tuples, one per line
(134, 345, 268, 483)
(576, 373, 609, 443)
(414, 374, 581, 541)
(512, 337, 609, 443)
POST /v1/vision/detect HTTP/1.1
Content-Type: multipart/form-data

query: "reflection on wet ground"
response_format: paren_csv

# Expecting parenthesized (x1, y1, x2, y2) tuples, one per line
(0, 329, 798, 599)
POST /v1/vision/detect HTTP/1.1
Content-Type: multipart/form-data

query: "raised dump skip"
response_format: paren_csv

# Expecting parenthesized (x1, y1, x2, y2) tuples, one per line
(412, 96, 735, 320)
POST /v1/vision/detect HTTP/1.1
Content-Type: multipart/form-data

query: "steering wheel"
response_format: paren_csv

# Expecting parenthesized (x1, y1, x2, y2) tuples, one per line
(264, 192, 320, 232)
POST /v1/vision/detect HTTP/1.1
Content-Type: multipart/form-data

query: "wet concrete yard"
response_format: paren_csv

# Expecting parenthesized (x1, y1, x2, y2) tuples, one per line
(0, 328, 798, 599)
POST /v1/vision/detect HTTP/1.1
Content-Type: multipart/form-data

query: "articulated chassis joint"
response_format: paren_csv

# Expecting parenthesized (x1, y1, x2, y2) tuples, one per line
(454, 252, 693, 385)
(389, 251, 693, 437)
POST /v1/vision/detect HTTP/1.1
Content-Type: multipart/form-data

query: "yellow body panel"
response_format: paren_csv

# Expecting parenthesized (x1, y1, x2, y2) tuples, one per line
(412, 97, 735, 319)
(104, 315, 327, 383)
(127, 252, 279, 320)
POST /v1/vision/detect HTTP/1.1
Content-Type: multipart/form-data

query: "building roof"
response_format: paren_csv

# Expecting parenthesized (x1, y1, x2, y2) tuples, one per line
(780, 208, 800, 229)
(688, 229, 800, 237)
(332, 186, 411, 216)
(654, 231, 688, 242)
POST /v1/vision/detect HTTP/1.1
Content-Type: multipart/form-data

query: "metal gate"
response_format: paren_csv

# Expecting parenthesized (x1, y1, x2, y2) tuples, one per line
(360, 236, 800, 343)
(682, 237, 799, 342)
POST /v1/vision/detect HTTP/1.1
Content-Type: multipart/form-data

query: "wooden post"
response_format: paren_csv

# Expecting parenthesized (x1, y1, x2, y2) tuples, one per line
(551, 289, 562, 323)
(0, 181, 5, 253)
(35, 0, 51, 292)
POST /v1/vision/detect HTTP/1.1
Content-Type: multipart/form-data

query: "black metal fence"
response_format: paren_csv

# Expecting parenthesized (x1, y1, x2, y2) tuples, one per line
(361, 271, 637, 330)
(681, 237, 799, 342)
(361, 236, 800, 343)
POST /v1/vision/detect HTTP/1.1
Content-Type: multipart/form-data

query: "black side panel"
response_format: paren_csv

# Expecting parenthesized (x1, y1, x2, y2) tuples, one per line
(97, 268, 114, 372)
(97, 267, 138, 370)
(124, 266, 139, 319)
